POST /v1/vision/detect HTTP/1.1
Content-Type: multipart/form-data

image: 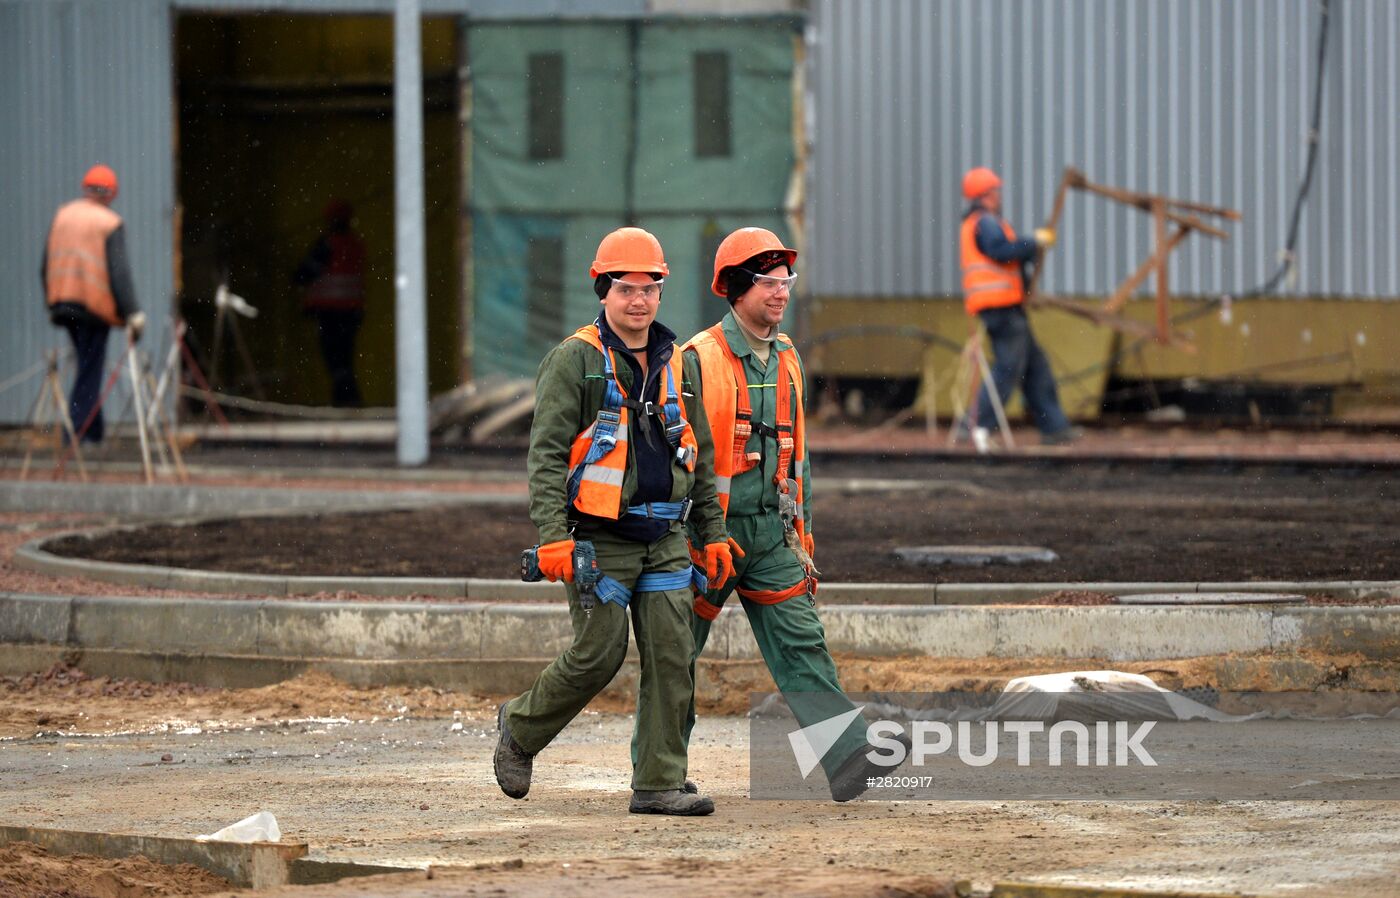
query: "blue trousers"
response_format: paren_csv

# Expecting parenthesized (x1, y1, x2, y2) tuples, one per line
(314, 310, 363, 407)
(974, 305, 1071, 435)
(61, 320, 111, 444)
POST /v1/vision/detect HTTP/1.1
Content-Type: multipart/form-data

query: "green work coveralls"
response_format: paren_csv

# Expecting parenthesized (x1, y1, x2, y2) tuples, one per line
(680, 311, 867, 781)
(503, 321, 727, 791)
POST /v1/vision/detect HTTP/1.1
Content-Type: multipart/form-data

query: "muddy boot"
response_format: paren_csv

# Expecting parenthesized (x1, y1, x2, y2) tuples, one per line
(493, 702, 534, 799)
(827, 733, 914, 803)
(629, 789, 715, 816)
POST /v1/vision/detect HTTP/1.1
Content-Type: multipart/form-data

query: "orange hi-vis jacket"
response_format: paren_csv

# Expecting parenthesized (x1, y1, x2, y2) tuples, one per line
(304, 232, 367, 312)
(45, 199, 123, 326)
(685, 321, 812, 613)
(960, 212, 1025, 315)
(564, 324, 699, 520)
(685, 322, 807, 530)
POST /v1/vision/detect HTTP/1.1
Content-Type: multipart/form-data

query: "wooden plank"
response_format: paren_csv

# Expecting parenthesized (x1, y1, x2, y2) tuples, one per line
(1104, 227, 1191, 314)
(1025, 168, 1076, 303)
(1153, 200, 1170, 344)
(1073, 179, 1231, 238)
(1036, 295, 1197, 354)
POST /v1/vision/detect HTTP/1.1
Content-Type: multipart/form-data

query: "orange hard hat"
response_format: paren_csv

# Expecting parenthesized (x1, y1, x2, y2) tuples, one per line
(962, 167, 1001, 201)
(589, 227, 669, 278)
(710, 227, 797, 297)
(82, 164, 119, 197)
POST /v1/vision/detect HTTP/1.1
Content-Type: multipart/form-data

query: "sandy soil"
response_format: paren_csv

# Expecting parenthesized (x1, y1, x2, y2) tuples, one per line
(0, 841, 232, 898)
(0, 667, 499, 741)
(223, 859, 960, 898)
(4, 650, 1367, 741)
(2, 676, 1398, 898)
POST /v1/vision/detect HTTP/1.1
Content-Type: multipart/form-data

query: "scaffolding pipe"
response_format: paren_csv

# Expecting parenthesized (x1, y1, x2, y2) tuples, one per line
(394, 0, 429, 466)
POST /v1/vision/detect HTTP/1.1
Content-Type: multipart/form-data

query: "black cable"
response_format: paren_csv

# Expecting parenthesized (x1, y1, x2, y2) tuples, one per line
(1238, 0, 1331, 299)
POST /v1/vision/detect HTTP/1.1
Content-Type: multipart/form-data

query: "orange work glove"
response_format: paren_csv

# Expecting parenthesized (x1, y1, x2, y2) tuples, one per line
(726, 537, 746, 559)
(704, 541, 738, 591)
(801, 531, 815, 560)
(536, 539, 576, 583)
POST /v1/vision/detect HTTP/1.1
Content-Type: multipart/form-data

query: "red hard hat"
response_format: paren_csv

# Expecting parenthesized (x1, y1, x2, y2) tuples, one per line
(82, 164, 119, 197)
(590, 227, 669, 278)
(962, 167, 1001, 201)
(710, 227, 797, 298)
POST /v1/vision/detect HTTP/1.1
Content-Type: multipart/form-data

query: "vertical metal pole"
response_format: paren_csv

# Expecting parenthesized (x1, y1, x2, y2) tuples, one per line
(395, 0, 430, 466)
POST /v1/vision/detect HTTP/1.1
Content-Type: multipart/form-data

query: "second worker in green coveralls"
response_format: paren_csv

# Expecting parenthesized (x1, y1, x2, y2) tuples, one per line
(670, 227, 900, 801)
(493, 227, 736, 816)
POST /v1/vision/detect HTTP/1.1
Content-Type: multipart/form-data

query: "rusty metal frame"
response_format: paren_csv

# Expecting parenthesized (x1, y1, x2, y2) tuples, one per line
(1027, 167, 1242, 352)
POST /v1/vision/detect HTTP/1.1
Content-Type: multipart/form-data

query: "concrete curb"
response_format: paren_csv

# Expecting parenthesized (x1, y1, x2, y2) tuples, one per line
(16, 536, 1400, 604)
(0, 480, 520, 517)
(4, 592, 1398, 664)
(0, 824, 307, 889)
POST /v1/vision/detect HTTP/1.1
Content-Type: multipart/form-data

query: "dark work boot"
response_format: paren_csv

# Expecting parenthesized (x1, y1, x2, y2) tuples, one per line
(1041, 425, 1084, 446)
(683, 780, 698, 794)
(828, 733, 914, 802)
(493, 702, 534, 799)
(629, 789, 715, 816)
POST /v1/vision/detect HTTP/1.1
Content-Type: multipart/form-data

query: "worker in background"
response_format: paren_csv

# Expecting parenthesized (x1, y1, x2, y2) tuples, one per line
(41, 164, 145, 445)
(960, 166, 1081, 450)
(671, 227, 904, 801)
(493, 227, 734, 816)
(292, 199, 366, 407)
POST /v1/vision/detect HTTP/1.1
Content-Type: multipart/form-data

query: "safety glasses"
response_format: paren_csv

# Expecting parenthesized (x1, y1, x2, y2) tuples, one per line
(743, 269, 798, 292)
(608, 275, 665, 300)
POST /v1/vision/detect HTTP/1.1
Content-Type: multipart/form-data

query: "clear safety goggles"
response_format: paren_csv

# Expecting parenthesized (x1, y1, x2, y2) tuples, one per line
(608, 275, 665, 300)
(742, 269, 798, 292)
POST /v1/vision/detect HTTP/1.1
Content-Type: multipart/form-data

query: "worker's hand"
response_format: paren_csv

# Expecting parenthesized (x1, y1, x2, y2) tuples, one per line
(704, 541, 738, 590)
(726, 537, 746, 559)
(537, 539, 576, 583)
(126, 311, 147, 341)
(1034, 228, 1057, 249)
(801, 531, 815, 561)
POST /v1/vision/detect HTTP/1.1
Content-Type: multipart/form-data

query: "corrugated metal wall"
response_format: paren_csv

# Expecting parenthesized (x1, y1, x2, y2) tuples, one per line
(1, 0, 174, 425)
(808, 0, 1399, 300)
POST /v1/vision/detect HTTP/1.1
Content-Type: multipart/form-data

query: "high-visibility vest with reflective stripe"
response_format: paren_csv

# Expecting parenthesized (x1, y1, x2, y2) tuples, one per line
(45, 199, 123, 326)
(565, 325, 699, 520)
(960, 212, 1024, 315)
(304, 232, 367, 312)
(684, 323, 807, 537)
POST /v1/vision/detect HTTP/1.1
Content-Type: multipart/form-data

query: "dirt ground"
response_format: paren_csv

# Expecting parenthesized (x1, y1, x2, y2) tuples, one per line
(5, 651, 1351, 740)
(46, 461, 1400, 584)
(2, 669, 1398, 898)
(0, 841, 232, 898)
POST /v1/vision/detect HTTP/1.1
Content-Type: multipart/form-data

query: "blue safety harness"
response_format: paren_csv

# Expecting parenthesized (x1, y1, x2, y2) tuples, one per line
(565, 327, 696, 519)
(594, 566, 709, 609)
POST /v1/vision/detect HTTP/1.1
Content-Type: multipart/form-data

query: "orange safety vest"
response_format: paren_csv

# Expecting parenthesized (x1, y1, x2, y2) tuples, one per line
(45, 199, 123, 326)
(960, 212, 1024, 315)
(304, 232, 366, 312)
(686, 323, 812, 614)
(564, 325, 699, 520)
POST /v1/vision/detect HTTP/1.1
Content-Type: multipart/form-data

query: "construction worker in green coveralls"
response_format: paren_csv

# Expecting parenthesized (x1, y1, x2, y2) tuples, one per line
(666, 227, 899, 801)
(493, 227, 737, 816)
